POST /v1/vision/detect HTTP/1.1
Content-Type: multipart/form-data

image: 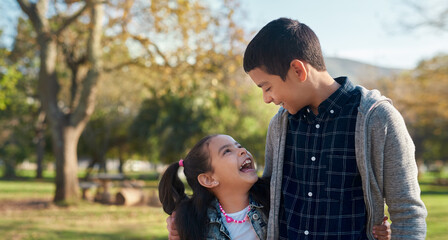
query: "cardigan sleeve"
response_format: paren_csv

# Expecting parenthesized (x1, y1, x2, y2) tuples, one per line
(262, 115, 276, 179)
(370, 103, 427, 239)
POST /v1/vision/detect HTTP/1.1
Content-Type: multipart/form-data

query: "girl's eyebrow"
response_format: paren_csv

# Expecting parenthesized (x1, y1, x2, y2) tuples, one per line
(218, 144, 232, 154)
(218, 142, 240, 154)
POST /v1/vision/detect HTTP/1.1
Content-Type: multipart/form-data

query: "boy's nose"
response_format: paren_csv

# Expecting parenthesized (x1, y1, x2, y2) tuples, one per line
(263, 93, 273, 104)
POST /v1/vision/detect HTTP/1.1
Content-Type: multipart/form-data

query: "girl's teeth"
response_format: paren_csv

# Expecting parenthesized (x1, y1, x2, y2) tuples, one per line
(239, 159, 252, 169)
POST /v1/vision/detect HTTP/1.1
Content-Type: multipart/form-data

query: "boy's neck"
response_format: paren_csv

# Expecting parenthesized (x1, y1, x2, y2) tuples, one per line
(308, 71, 341, 115)
(215, 190, 250, 213)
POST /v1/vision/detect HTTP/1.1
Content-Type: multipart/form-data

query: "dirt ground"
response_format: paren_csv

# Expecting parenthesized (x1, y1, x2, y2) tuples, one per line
(0, 199, 53, 212)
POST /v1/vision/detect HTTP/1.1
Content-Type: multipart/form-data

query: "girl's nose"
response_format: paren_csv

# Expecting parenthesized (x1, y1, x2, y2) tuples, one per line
(239, 148, 247, 156)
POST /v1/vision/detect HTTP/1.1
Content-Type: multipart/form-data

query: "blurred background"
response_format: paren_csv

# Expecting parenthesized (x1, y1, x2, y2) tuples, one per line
(0, 0, 447, 239)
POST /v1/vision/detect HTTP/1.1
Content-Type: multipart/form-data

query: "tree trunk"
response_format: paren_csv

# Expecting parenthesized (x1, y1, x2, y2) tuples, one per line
(2, 159, 16, 179)
(52, 120, 83, 202)
(35, 109, 46, 179)
(118, 148, 124, 174)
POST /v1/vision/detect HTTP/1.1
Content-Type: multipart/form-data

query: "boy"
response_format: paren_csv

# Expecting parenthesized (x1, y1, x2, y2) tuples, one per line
(243, 18, 426, 239)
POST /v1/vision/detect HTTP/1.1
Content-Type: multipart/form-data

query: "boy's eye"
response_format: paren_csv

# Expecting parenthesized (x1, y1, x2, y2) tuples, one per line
(224, 149, 231, 154)
(265, 87, 271, 92)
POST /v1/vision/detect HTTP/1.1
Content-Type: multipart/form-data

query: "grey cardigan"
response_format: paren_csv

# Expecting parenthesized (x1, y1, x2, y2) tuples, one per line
(262, 86, 427, 239)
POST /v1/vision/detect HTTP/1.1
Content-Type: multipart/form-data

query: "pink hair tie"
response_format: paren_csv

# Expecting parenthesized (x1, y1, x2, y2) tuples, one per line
(179, 159, 184, 167)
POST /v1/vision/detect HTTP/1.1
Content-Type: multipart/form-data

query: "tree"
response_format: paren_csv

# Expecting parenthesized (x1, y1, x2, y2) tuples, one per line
(10, 16, 48, 179)
(16, 0, 103, 203)
(377, 54, 448, 165)
(0, 45, 38, 178)
(11, 0, 269, 202)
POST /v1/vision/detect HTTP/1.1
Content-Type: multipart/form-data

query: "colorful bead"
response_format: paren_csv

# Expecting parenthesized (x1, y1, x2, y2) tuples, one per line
(219, 202, 250, 224)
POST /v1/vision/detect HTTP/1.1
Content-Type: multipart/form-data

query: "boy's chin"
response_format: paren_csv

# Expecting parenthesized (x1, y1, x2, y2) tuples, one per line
(285, 106, 301, 115)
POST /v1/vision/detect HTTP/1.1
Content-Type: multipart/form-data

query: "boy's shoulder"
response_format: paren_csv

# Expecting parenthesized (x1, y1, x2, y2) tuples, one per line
(271, 107, 288, 121)
(356, 85, 392, 115)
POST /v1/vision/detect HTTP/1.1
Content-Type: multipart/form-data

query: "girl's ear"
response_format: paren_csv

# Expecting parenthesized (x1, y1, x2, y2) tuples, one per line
(290, 59, 307, 82)
(198, 173, 219, 189)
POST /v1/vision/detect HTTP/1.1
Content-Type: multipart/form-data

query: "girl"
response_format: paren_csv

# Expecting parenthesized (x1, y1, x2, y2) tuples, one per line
(159, 134, 390, 239)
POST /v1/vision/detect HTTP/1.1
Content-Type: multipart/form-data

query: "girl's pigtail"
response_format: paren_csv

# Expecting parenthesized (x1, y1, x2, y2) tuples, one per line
(158, 162, 187, 215)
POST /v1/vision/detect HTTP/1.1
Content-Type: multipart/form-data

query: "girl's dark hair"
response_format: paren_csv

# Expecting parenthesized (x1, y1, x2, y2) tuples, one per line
(243, 17, 326, 80)
(159, 134, 271, 239)
(249, 176, 270, 217)
(158, 135, 217, 240)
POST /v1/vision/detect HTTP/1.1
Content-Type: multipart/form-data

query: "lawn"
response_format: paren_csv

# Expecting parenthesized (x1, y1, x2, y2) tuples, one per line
(0, 173, 168, 240)
(0, 172, 447, 239)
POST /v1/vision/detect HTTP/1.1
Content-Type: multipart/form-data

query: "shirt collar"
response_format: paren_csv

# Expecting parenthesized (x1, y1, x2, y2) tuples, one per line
(289, 77, 356, 121)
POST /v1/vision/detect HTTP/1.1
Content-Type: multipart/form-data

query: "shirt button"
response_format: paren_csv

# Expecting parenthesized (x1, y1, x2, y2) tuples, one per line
(315, 124, 320, 129)
(308, 192, 313, 197)
(252, 213, 259, 220)
(330, 109, 334, 114)
(304, 230, 309, 235)
(311, 156, 316, 161)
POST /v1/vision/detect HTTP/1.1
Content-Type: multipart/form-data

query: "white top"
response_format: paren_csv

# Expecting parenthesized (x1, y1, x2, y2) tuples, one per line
(220, 206, 259, 240)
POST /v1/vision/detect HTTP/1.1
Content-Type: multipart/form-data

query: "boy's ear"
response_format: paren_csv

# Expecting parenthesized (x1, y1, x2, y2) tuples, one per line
(198, 173, 219, 189)
(290, 59, 307, 82)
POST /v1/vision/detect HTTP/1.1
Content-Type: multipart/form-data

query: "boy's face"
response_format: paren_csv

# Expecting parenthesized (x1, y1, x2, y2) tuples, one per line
(248, 67, 310, 115)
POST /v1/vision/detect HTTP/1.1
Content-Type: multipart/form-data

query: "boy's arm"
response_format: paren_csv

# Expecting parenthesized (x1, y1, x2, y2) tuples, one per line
(373, 104, 427, 239)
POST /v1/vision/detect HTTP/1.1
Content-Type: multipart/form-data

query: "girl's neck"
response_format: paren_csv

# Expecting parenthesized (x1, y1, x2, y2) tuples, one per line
(215, 191, 250, 213)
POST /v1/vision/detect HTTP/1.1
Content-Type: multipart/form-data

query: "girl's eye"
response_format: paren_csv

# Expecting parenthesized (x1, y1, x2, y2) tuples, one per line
(265, 87, 271, 92)
(224, 149, 231, 154)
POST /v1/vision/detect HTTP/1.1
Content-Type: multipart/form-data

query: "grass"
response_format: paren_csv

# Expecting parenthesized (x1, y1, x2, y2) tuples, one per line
(0, 171, 447, 239)
(0, 172, 169, 240)
(418, 172, 448, 240)
(0, 204, 168, 240)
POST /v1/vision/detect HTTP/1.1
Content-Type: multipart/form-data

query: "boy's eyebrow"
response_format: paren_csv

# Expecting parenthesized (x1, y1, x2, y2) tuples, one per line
(257, 82, 266, 88)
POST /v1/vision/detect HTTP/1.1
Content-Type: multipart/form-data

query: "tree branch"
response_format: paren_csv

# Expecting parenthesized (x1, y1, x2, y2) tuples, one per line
(103, 58, 148, 72)
(16, 0, 42, 32)
(54, 1, 89, 36)
(130, 33, 172, 67)
(71, 0, 103, 127)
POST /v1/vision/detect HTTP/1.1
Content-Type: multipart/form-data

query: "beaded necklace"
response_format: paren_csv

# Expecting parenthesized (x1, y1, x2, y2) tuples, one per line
(218, 202, 251, 224)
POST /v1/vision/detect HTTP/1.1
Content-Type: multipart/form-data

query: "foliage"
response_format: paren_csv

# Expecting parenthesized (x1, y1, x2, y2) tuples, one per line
(5, 0, 273, 182)
(0, 44, 40, 178)
(77, 0, 276, 166)
(377, 54, 448, 163)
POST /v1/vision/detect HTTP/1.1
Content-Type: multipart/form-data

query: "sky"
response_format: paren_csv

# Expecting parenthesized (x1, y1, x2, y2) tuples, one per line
(1, 0, 447, 70)
(239, 0, 448, 69)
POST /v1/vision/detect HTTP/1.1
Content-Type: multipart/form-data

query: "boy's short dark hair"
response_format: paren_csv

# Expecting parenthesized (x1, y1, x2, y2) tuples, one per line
(243, 18, 326, 80)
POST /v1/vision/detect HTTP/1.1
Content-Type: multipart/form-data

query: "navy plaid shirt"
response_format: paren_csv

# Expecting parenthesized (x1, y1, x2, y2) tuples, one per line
(279, 77, 367, 240)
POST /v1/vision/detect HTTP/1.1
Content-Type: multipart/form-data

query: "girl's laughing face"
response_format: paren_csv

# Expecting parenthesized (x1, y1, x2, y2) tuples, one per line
(208, 135, 258, 190)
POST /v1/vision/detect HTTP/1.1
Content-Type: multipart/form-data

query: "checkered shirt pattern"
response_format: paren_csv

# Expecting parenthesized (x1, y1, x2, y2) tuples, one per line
(278, 77, 367, 240)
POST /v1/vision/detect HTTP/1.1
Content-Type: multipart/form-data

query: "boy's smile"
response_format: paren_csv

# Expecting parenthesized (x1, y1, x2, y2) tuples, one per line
(248, 67, 311, 115)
